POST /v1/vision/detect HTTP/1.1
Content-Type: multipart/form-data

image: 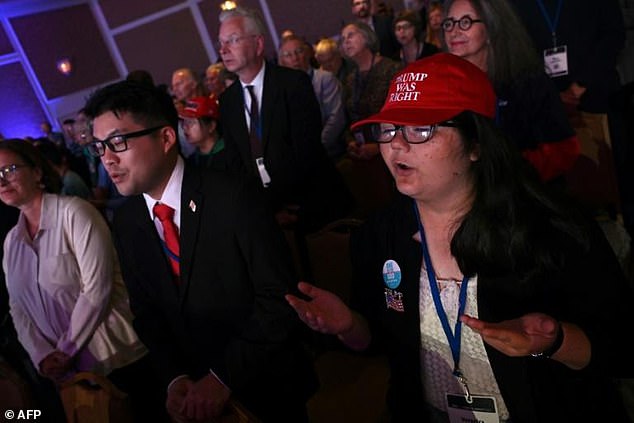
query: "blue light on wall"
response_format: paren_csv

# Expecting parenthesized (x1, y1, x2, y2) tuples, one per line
(0, 62, 49, 140)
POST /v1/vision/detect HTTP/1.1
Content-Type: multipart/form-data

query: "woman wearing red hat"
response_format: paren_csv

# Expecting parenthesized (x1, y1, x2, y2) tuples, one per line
(287, 53, 634, 422)
(179, 96, 239, 171)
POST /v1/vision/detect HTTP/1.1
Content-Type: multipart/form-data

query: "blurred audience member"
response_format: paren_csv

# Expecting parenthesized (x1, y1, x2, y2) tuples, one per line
(36, 142, 92, 200)
(351, 0, 400, 60)
(314, 37, 357, 86)
(393, 9, 439, 65)
(171, 67, 204, 158)
(39, 122, 64, 148)
(425, 1, 444, 49)
(279, 35, 347, 160)
(340, 22, 402, 217)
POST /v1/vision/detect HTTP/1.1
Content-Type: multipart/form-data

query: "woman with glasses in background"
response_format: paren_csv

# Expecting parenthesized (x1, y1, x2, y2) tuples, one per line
(286, 53, 634, 422)
(393, 9, 439, 65)
(0, 140, 167, 421)
(442, 0, 579, 185)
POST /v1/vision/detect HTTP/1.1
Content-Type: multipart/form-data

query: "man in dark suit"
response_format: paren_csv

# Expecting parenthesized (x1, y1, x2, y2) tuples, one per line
(84, 80, 317, 422)
(351, 0, 400, 60)
(218, 7, 353, 236)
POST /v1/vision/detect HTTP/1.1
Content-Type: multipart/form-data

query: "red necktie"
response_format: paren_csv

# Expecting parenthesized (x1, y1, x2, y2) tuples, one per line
(153, 203, 180, 280)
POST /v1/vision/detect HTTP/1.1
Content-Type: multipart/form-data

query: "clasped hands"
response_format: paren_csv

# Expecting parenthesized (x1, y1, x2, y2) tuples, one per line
(39, 350, 73, 384)
(167, 373, 231, 423)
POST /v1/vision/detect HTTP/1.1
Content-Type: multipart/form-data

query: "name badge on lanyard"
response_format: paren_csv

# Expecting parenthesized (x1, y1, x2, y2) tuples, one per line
(256, 157, 271, 187)
(536, 0, 567, 77)
(446, 393, 499, 423)
(544, 45, 568, 77)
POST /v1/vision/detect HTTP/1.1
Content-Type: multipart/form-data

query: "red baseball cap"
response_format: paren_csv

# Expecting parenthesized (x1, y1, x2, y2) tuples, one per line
(350, 53, 496, 131)
(179, 96, 220, 120)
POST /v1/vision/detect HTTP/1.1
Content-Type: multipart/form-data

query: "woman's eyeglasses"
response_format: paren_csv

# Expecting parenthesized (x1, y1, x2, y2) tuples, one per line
(0, 164, 28, 183)
(364, 121, 458, 144)
(441, 15, 483, 32)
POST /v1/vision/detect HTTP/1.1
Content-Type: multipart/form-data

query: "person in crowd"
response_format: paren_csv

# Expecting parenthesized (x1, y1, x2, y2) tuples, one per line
(393, 9, 439, 65)
(403, 0, 429, 30)
(72, 108, 125, 222)
(217, 6, 353, 234)
(83, 79, 318, 423)
(204, 62, 231, 98)
(425, 1, 444, 49)
(171, 68, 206, 105)
(61, 118, 76, 152)
(279, 35, 347, 160)
(180, 95, 237, 170)
(351, 0, 400, 60)
(39, 121, 64, 147)
(442, 0, 579, 183)
(341, 22, 402, 157)
(35, 141, 92, 200)
(340, 21, 402, 216)
(286, 53, 634, 423)
(314, 37, 358, 86)
(0, 140, 163, 422)
(71, 108, 101, 189)
(171, 68, 206, 158)
(509, 0, 632, 235)
(218, 64, 239, 89)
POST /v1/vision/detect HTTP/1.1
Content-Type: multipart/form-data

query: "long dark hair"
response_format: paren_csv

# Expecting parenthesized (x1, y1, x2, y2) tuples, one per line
(449, 111, 589, 280)
(0, 139, 61, 194)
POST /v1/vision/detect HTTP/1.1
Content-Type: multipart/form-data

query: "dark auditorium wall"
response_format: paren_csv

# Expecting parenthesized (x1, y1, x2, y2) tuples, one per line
(0, 0, 359, 139)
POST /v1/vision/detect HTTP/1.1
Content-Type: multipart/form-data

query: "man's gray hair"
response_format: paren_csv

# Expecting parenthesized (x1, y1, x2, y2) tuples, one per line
(219, 6, 267, 37)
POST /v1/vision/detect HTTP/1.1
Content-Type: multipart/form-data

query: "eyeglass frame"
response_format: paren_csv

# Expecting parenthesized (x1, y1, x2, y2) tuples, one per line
(441, 15, 484, 32)
(366, 121, 458, 144)
(394, 22, 414, 32)
(0, 164, 29, 183)
(216, 34, 257, 50)
(86, 125, 165, 157)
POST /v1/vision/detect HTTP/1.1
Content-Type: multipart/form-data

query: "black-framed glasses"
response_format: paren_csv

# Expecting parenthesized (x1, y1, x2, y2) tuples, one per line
(441, 15, 483, 32)
(86, 125, 165, 157)
(0, 164, 29, 183)
(367, 121, 458, 144)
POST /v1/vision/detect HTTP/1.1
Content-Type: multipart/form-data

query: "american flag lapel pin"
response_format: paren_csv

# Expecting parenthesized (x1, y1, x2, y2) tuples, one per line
(189, 200, 197, 213)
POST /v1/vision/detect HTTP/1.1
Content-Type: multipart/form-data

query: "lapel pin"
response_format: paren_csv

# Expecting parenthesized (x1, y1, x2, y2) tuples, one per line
(189, 200, 197, 213)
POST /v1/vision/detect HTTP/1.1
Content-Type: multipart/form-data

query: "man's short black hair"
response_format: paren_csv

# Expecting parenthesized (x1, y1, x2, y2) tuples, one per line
(84, 80, 179, 133)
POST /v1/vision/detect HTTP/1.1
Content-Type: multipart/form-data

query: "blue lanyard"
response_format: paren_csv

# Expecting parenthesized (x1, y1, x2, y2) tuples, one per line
(413, 201, 469, 377)
(535, 0, 564, 47)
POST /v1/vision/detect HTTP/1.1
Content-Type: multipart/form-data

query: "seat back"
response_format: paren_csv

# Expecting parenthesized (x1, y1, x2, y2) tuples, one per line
(305, 218, 363, 304)
(59, 372, 133, 423)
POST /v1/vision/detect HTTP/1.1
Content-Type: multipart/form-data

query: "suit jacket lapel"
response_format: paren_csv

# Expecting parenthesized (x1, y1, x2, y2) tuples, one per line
(178, 167, 204, 308)
(261, 63, 278, 153)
